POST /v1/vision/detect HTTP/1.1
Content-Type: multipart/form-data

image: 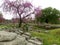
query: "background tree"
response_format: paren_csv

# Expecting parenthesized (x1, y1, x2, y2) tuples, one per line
(39, 7, 60, 24)
(35, 7, 42, 24)
(1, 0, 34, 27)
(0, 12, 5, 23)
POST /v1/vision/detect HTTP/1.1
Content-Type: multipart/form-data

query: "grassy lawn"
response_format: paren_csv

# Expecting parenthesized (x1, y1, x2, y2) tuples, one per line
(31, 28, 60, 45)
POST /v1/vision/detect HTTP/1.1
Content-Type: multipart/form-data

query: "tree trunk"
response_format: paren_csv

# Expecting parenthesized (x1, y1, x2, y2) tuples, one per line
(18, 15, 22, 27)
(45, 18, 48, 23)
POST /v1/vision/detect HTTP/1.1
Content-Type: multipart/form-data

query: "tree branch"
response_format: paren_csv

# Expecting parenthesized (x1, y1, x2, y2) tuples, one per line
(23, 11, 34, 19)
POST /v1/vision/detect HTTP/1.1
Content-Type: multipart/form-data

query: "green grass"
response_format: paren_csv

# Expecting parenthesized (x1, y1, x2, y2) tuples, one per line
(0, 24, 16, 29)
(31, 28, 60, 45)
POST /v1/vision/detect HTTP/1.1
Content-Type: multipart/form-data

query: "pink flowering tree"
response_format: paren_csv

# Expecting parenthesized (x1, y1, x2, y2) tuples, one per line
(1, 0, 41, 27)
(34, 7, 42, 23)
(1, 0, 34, 27)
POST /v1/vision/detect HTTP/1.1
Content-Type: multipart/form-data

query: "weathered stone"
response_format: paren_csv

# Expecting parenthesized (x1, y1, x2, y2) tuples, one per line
(22, 34, 30, 40)
(0, 31, 27, 45)
(28, 39, 42, 45)
(22, 32, 31, 40)
(24, 32, 31, 36)
(0, 31, 17, 41)
(0, 35, 26, 45)
(29, 37, 43, 45)
(27, 41, 35, 45)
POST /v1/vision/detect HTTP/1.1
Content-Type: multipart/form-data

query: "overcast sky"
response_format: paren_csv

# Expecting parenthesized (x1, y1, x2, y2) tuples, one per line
(0, 0, 60, 19)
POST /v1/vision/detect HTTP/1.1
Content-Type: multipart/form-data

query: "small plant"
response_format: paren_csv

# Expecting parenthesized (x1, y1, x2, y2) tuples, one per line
(22, 23, 29, 33)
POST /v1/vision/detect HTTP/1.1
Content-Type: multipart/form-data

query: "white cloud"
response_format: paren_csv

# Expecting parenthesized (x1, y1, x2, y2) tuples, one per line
(28, 0, 60, 10)
(3, 12, 13, 19)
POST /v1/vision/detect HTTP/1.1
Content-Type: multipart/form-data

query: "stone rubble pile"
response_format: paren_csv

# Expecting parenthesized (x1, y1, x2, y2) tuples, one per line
(0, 31, 26, 45)
(0, 31, 43, 45)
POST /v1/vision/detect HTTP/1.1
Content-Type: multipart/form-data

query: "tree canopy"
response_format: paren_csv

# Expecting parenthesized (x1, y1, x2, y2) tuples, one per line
(36, 7, 60, 24)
